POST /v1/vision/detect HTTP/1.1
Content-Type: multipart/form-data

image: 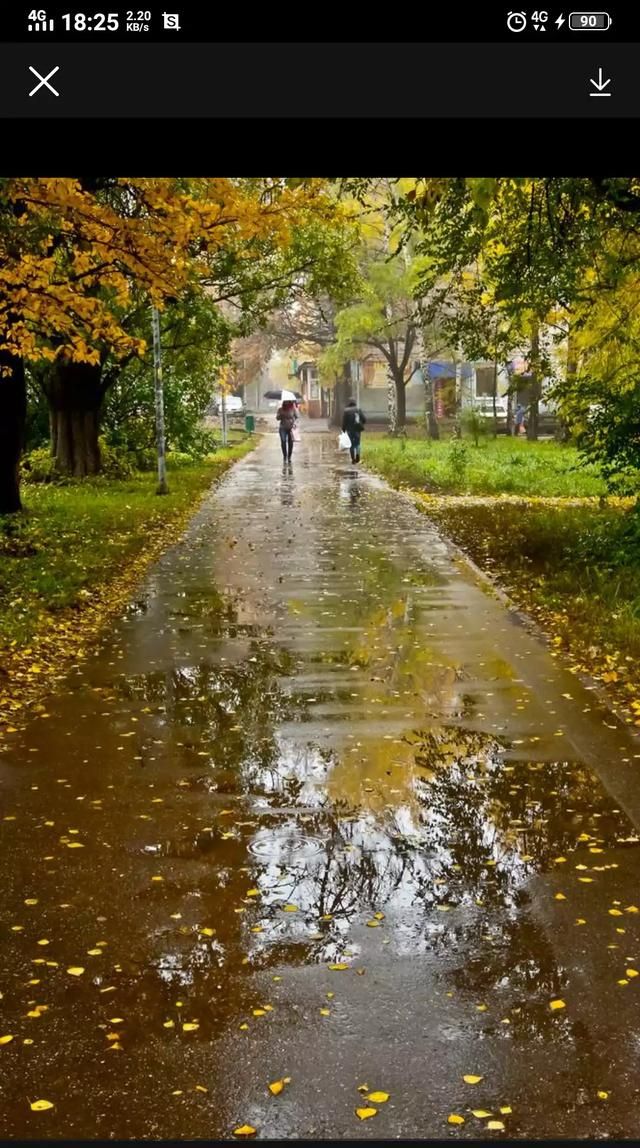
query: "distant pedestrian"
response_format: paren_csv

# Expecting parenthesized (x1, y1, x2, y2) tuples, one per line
(514, 403, 526, 436)
(341, 398, 367, 465)
(276, 399, 297, 464)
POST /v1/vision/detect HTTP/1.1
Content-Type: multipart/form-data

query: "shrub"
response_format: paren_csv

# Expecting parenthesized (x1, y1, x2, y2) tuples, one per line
(98, 439, 137, 479)
(460, 408, 489, 446)
(21, 446, 59, 484)
(447, 440, 469, 486)
(23, 439, 137, 484)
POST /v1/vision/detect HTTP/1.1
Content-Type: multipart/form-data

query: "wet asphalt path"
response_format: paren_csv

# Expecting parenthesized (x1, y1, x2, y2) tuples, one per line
(3, 429, 640, 1139)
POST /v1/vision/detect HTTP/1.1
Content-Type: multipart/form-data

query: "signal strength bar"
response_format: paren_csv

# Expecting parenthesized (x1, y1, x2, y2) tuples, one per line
(28, 18, 55, 31)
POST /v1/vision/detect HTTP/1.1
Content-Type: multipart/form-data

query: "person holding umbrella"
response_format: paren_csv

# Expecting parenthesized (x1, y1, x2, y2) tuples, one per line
(276, 396, 298, 466)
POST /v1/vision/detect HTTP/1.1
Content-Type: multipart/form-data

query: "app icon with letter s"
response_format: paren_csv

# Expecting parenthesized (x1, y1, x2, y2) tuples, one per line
(163, 12, 181, 30)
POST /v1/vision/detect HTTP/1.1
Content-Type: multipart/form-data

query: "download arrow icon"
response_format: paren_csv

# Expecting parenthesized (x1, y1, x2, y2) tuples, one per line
(589, 67, 611, 96)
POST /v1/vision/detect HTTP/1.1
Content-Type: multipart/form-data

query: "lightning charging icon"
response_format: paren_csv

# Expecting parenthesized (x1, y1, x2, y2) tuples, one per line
(556, 14, 566, 28)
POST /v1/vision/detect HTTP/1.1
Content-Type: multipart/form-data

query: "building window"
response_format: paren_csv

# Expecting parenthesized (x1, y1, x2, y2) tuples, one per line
(475, 366, 495, 396)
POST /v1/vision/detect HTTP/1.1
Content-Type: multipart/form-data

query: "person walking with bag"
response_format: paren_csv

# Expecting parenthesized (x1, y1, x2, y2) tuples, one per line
(341, 398, 367, 465)
(276, 399, 297, 465)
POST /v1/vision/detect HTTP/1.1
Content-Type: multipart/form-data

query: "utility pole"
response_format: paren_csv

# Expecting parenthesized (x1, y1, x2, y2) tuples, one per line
(152, 306, 168, 495)
(220, 388, 228, 446)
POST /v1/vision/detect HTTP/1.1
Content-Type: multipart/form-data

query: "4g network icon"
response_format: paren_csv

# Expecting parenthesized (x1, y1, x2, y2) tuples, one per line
(506, 11, 550, 33)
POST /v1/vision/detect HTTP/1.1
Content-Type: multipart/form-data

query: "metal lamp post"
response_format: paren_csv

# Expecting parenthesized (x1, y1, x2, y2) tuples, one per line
(152, 305, 169, 495)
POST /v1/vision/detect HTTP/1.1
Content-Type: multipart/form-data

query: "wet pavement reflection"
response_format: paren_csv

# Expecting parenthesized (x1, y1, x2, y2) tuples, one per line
(3, 431, 640, 1138)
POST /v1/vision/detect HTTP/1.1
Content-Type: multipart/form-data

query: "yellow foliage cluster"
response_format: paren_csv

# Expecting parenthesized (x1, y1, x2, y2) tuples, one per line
(0, 177, 335, 366)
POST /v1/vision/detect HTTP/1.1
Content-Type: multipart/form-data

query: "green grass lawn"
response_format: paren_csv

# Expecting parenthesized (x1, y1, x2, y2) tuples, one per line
(365, 433, 640, 719)
(0, 436, 255, 655)
(422, 499, 640, 662)
(365, 436, 607, 497)
(0, 434, 256, 735)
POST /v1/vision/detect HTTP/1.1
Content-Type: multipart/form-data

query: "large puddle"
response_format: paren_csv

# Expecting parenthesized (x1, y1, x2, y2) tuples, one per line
(2, 431, 640, 1138)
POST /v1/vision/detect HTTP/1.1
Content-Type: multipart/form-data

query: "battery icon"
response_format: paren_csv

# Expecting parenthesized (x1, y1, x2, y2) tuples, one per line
(569, 12, 612, 30)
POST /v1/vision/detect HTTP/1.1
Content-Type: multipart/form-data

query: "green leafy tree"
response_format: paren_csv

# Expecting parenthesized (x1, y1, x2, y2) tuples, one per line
(321, 244, 426, 432)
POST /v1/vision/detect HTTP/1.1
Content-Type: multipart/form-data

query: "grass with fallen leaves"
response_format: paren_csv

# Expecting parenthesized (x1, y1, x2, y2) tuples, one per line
(0, 435, 256, 737)
(365, 437, 606, 497)
(413, 494, 640, 725)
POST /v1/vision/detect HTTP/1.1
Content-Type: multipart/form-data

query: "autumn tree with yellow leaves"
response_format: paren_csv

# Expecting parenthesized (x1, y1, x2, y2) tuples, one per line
(0, 177, 354, 511)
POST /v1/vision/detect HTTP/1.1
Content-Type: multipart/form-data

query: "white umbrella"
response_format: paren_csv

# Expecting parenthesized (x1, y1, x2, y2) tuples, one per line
(281, 388, 298, 402)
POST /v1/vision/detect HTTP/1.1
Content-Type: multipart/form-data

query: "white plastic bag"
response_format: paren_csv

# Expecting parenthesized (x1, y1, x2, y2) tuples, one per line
(338, 431, 351, 450)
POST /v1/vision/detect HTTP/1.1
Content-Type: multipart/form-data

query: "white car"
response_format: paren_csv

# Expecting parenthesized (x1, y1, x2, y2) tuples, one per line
(213, 394, 244, 416)
(473, 396, 508, 419)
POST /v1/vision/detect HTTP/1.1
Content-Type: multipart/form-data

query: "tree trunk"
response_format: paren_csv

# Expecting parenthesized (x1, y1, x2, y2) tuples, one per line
(423, 365, 440, 439)
(45, 360, 104, 476)
(556, 325, 577, 442)
(331, 371, 350, 428)
(506, 388, 514, 437)
(396, 372, 407, 429)
(526, 326, 541, 441)
(387, 370, 398, 435)
(0, 352, 26, 514)
(492, 357, 498, 439)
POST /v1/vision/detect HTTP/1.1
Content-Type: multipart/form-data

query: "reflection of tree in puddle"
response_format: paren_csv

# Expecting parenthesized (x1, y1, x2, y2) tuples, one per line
(113, 642, 298, 790)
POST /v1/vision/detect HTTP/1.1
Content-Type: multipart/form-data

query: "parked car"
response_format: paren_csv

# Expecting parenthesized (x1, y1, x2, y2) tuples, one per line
(212, 394, 245, 417)
(473, 396, 508, 422)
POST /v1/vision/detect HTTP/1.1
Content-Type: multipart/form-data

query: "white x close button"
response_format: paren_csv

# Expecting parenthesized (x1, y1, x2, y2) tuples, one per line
(28, 66, 60, 97)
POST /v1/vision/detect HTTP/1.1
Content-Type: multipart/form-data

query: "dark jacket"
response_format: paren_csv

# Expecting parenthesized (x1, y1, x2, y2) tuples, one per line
(342, 406, 366, 435)
(277, 404, 297, 431)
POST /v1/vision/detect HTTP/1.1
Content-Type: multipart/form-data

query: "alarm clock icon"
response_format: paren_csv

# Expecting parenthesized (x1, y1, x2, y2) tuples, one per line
(507, 11, 528, 32)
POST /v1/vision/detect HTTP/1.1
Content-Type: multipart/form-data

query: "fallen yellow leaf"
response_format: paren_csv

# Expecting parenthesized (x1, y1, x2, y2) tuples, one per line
(182, 1023, 199, 1032)
(252, 1009, 266, 1017)
(232, 1125, 257, 1137)
(499, 1106, 512, 1115)
(487, 1120, 506, 1131)
(550, 999, 566, 1010)
(356, 1107, 377, 1120)
(366, 1091, 389, 1103)
(329, 963, 349, 971)
(472, 1110, 493, 1118)
(163, 1020, 175, 1029)
(30, 1100, 54, 1111)
(200, 927, 215, 937)
(463, 1075, 483, 1085)
(320, 1008, 331, 1016)
(268, 1080, 285, 1096)
(598, 1091, 609, 1100)
(283, 904, 298, 913)
(626, 969, 639, 978)
(448, 1114, 465, 1125)
(0, 1035, 14, 1045)
(67, 967, 85, 976)
(246, 889, 260, 897)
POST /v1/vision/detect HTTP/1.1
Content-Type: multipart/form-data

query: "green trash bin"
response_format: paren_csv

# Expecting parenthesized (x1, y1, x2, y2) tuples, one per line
(245, 414, 255, 434)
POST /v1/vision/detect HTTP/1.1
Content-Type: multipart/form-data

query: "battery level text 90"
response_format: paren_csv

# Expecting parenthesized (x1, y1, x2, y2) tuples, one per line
(569, 12, 612, 30)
